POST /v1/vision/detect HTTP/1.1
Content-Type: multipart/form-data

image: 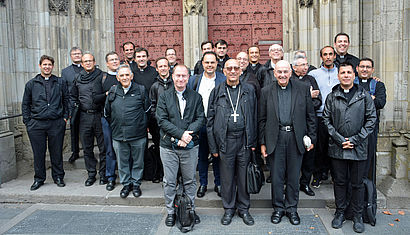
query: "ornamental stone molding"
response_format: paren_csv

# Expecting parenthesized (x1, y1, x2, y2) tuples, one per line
(0, 0, 5, 7)
(76, 0, 94, 17)
(183, 0, 204, 16)
(298, 0, 313, 8)
(49, 0, 69, 15)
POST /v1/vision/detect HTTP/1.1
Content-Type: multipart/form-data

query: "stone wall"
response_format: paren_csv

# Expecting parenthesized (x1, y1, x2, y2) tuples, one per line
(0, 0, 114, 181)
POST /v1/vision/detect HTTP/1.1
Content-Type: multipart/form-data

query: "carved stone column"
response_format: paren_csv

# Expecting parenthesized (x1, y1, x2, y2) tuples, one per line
(182, 0, 207, 69)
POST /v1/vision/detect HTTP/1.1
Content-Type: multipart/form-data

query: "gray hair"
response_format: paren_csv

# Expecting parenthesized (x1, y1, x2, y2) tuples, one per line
(293, 55, 308, 66)
(294, 50, 307, 58)
(70, 47, 82, 54)
(117, 64, 133, 74)
(82, 51, 95, 61)
(269, 44, 284, 53)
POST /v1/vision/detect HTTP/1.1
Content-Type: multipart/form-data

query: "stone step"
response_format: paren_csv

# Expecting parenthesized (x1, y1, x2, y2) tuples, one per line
(0, 169, 387, 209)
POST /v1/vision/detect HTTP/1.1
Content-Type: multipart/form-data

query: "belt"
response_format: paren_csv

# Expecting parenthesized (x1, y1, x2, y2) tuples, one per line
(279, 125, 293, 132)
(81, 109, 100, 114)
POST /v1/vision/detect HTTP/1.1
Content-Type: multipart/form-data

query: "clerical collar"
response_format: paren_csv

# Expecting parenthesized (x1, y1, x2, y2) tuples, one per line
(108, 70, 117, 75)
(219, 58, 224, 62)
(73, 63, 81, 67)
(340, 55, 345, 59)
(251, 63, 256, 67)
(227, 82, 240, 89)
(44, 76, 49, 81)
(361, 79, 368, 83)
(299, 76, 303, 80)
(343, 89, 350, 93)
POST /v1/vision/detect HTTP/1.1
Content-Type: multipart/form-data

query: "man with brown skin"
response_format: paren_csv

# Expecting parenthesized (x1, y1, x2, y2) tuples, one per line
(61, 47, 83, 163)
(23, 55, 69, 190)
(247, 45, 262, 75)
(70, 52, 106, 187)
(259, 60, 316, 226)
(257, 44, 283, 88)
(194, 40, 214, 75)
(308, 46, 339, 189)
(207, 59, 258, 226)
(323, 62, 376, 233)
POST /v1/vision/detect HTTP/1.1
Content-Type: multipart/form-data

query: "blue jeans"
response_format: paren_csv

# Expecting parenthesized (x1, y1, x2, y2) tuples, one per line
(198, 126, 220, 187)
(101, 117, 116, 181)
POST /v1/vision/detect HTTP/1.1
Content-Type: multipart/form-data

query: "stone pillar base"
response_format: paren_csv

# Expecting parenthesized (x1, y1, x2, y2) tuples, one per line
(0, 131, 17, 184)
(378, 176, 410, 209)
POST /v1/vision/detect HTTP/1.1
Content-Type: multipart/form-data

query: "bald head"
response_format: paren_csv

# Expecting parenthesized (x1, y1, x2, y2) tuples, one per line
(223, 59, 241, 86)
(274, 60, 292, 87)
(236, 52, 249, 71)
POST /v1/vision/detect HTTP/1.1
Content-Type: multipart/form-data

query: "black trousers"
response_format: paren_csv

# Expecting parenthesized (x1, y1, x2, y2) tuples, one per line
(300, 149, 315, 186)
(27, 118, 65, 182)
(219, 131, 251, 215)
(70, 114, 80, 155)
(365, 124, 378, 180)
(331, 158, 366, 216)
(79, 112, 106, 178)
(313, 117, 331, 179)
(268, 130, 303, 213)
(148, 116, 163, 179)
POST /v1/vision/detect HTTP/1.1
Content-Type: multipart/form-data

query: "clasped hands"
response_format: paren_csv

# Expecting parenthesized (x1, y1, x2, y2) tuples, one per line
(177, 131, 193, 148)
(342, 137, 354, 149)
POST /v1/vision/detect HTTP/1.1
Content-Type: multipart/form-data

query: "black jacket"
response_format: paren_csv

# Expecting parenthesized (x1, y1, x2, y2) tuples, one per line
(132, 65, 158, 92)
(247, 63, 262, 76)
(70, 68, 105, 113)
(258, 79, 317, 155)
(357, 77, 386, 120)
(240, 68, 261, 100)
(156, 87, 205, 149)
(61, 64, 83, 94)
(149, 75, 173, 116)
(104, 82, 150, 141)
(193, 60, 204, 75)
(22, 74, 69, 124)
(257, 60, 276, 88)
(323, 84, 377, 161)
(335, 53, 360, 74)
(290, 73, 322, 111)
(217, 55, 230, 73)
(207, 82, 258, 154)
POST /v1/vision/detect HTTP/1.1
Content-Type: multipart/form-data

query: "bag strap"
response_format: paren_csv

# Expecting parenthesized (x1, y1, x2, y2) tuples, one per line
(369, 79, 377, 96)
(101, 72, 107, 87)
(192, 74, 200, 91)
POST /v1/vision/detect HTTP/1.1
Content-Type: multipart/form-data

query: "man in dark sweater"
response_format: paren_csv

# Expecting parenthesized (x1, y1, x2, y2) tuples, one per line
(121, 41, 138, 74)
(22, 55, 69, 191)
(133, 47, 158, 92)
(334, 33, 360, 74)
(61, 47, 83, 163)
(101, 51, 120, 191)
(247, 45, 263, 76)
(215, 39, 230, 73)
(70, 52, 106, 187)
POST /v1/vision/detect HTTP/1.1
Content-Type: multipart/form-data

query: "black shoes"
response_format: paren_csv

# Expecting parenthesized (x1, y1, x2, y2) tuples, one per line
(68, 153, 79, 163)
(194, 212, 200, 224)
(85, 177, 96, 186)
(239, 213, 255, 226)
(286, 212, 300, 225)
(214, 185, 221, 197)
(271, 211, 284, 224)
(99, 177, 108, 185)
(221, 212, 234, 225)
(152, 178, 161, 183)
(165, 214, 176, 227)
(311, 178, 321, 188)
(353, 216, 365, 233)
(54, 178, 66, 187)
(106, 181, 116, 191)
(30, 181, 44, 191)
(120, 185, 133, 198)
(300, 184, 315, 196)
(266, 175, 272, 183)
(197, 185, 207, 198)
(332, 212, 345, 229)
(132, 186, 142, 198)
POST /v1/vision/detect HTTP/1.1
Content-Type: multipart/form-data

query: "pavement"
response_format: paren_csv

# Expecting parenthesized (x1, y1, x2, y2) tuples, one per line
(0, 155, 408, 234)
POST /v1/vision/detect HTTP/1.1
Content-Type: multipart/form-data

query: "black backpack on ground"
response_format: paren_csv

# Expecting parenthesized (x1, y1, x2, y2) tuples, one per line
(174, 169, 195, 233)
(143, 145, 158, 181)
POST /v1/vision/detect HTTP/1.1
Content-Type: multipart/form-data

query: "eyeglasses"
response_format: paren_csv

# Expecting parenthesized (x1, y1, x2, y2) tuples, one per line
(225, 66, 240, 72)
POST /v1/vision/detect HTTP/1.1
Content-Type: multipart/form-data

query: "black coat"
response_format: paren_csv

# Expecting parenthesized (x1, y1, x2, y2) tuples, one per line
(241, 68, 261, 100)
(104, 82, 150, 141)
(132, 65, 158, 92)
(207, 82, 258, 154)
(290, 73, 322, 111)
(156, 87, 205, 149)
(22, 74, 69, 124)
(61, 64, 83, 94)
(258, 79, 317, 155)
(323, 84, 377, 161)
(257, 60, 276, 88)
(70, 68, 105, 112)
(149, 75, 173, 116)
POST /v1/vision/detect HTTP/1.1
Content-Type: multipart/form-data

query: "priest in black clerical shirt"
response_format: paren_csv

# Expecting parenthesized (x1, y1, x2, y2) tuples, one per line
(207, 59, 258, 226)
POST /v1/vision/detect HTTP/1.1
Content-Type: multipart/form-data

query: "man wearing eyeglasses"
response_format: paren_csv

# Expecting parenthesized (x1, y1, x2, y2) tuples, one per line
(207, 59, 258, 226)
(259, 60, 316, 225)
(257, 44, 283, 88)
(355, 58, 386, 178)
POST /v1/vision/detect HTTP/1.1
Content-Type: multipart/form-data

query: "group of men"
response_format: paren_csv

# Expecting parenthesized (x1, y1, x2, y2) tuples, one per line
(22, 32, 385, 233)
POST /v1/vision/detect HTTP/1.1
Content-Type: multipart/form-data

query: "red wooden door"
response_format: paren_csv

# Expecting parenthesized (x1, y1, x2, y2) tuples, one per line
(114, 0, 184, 64)
(207, 0, 283, 63)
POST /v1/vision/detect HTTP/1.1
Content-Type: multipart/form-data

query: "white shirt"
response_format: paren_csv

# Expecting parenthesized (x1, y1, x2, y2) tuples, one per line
(198, 73, 216, 117)
(123, 82, 131, 94)
(176, 89, 186, 119)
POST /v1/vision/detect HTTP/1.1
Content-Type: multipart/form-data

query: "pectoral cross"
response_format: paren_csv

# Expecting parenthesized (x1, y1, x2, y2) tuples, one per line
(231, 111, 239, 123)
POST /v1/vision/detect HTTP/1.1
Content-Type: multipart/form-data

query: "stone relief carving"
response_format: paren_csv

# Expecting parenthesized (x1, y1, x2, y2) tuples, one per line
(183, 0, 204, 16)
(49, 0, 69, 15)
(76, 0, 94, 17)
(299, 0, 313, 8)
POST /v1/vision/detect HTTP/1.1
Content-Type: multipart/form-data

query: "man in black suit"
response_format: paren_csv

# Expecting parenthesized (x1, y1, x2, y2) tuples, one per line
(61, 47, 84, 163)
(259, 60, 316, 225)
